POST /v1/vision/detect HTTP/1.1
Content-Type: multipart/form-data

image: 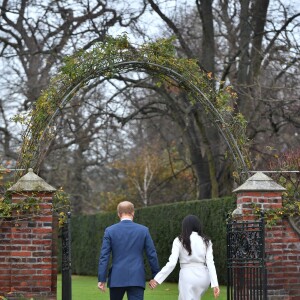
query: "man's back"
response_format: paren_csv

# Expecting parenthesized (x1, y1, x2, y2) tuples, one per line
(98, 220, 159, 288)
(97, 201, 159, 300)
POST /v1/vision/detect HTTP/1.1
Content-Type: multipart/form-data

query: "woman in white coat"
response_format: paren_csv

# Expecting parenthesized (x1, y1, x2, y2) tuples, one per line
(149, 215, 220, 299)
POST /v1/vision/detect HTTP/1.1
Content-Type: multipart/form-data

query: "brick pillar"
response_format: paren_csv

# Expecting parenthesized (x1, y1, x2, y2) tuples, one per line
(233, 172, 300, 300)
(0, 168, 57, 300)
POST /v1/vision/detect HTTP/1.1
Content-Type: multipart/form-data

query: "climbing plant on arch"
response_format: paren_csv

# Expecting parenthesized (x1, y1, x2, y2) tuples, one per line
(17, 35, 249, 177)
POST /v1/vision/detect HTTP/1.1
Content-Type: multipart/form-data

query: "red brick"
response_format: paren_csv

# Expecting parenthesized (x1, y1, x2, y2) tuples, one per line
(10, 251, 31, 257)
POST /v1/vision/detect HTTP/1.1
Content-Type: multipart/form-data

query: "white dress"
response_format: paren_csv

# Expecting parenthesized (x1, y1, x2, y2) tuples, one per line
(154, 232, 219, 300)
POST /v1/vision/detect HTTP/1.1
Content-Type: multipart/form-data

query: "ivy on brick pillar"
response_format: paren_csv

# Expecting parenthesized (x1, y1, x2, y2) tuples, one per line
(4, 168, 57, 300)
(233, 172, 300, 300)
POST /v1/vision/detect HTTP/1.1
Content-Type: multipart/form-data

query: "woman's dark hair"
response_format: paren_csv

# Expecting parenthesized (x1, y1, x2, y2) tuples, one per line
(178, 215, 210, 255)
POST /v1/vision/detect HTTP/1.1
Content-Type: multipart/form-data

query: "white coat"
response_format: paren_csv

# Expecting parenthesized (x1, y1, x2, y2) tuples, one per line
(154, 232, 219, 300)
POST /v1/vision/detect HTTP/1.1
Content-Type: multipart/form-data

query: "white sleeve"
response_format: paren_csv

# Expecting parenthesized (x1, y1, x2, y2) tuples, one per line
(206, 241, 219, 288)
(154, 238, 180, 284)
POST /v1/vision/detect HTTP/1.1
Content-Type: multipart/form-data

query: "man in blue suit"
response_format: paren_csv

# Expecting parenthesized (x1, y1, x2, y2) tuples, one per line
(98, 201, 160, 300)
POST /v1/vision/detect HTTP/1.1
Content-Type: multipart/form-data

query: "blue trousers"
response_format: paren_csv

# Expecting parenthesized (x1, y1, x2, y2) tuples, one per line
(109, 286, 144, 300)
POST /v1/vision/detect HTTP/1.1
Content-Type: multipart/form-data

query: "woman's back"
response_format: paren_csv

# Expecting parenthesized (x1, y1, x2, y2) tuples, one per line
(178, 232, 207, 264)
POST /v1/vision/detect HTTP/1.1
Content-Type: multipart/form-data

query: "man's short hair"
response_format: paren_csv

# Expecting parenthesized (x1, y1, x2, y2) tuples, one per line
(117, 201, 134, 215)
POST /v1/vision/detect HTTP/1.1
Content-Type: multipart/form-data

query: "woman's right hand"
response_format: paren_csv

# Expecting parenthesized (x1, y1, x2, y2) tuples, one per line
(213, 286, 220, 298)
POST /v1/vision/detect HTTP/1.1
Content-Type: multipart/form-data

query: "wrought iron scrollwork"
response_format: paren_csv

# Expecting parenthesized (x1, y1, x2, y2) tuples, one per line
(228, 222, 264, 262)
(227, 219, 267, 300)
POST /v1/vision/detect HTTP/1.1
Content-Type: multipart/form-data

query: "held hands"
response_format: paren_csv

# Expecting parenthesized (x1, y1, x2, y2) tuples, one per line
(213, 286, 220, 298)
(149, 279, 158, 289)
(98, 282, 106, 292)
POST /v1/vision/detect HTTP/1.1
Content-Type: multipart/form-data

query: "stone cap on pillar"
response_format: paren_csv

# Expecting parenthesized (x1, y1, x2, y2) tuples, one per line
(233, 171, 286, 193)
(7, 168, 56, 192)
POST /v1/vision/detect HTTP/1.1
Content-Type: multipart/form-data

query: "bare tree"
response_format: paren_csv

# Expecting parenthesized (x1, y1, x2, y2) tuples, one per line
(1, 0, 299, 212)
(138, 0, 300, 197)
(0, 0, 146, 213)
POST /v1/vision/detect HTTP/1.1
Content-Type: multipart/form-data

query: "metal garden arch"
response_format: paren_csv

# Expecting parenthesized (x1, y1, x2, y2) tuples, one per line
(17, 36, 248, 175)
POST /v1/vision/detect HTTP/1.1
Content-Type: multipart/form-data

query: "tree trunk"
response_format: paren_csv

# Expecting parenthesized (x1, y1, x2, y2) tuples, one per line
(250, 0, 270, 79)
(198, 0, 215, 75)
(193, 111, 219, 198)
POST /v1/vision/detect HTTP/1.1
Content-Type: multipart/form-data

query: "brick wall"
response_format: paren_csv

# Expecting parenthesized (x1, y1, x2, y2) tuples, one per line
(0, 218, 12, 294)
(236, 190, 300, 300)
(0, 191, 57, 300)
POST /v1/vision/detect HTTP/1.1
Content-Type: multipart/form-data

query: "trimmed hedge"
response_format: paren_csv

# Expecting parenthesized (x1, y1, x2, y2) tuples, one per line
(68, 196, 235, 285)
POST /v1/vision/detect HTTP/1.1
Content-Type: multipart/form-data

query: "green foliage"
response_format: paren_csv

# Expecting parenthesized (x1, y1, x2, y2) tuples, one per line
(53, 188, 71, 227)
(250, 149, 300, 226)
(68, 197, 236, 285)
(251, 200, 300, 227)
(69, 212, 118, 275)
(0, 194, 41, 218)
(0, 187, 70, 226)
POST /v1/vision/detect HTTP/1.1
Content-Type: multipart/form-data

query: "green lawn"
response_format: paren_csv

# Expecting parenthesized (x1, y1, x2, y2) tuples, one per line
(57, 275, 226, 300)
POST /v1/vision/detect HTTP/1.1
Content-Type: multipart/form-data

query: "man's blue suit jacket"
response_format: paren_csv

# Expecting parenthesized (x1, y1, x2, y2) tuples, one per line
(98, 220, 160, 288)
